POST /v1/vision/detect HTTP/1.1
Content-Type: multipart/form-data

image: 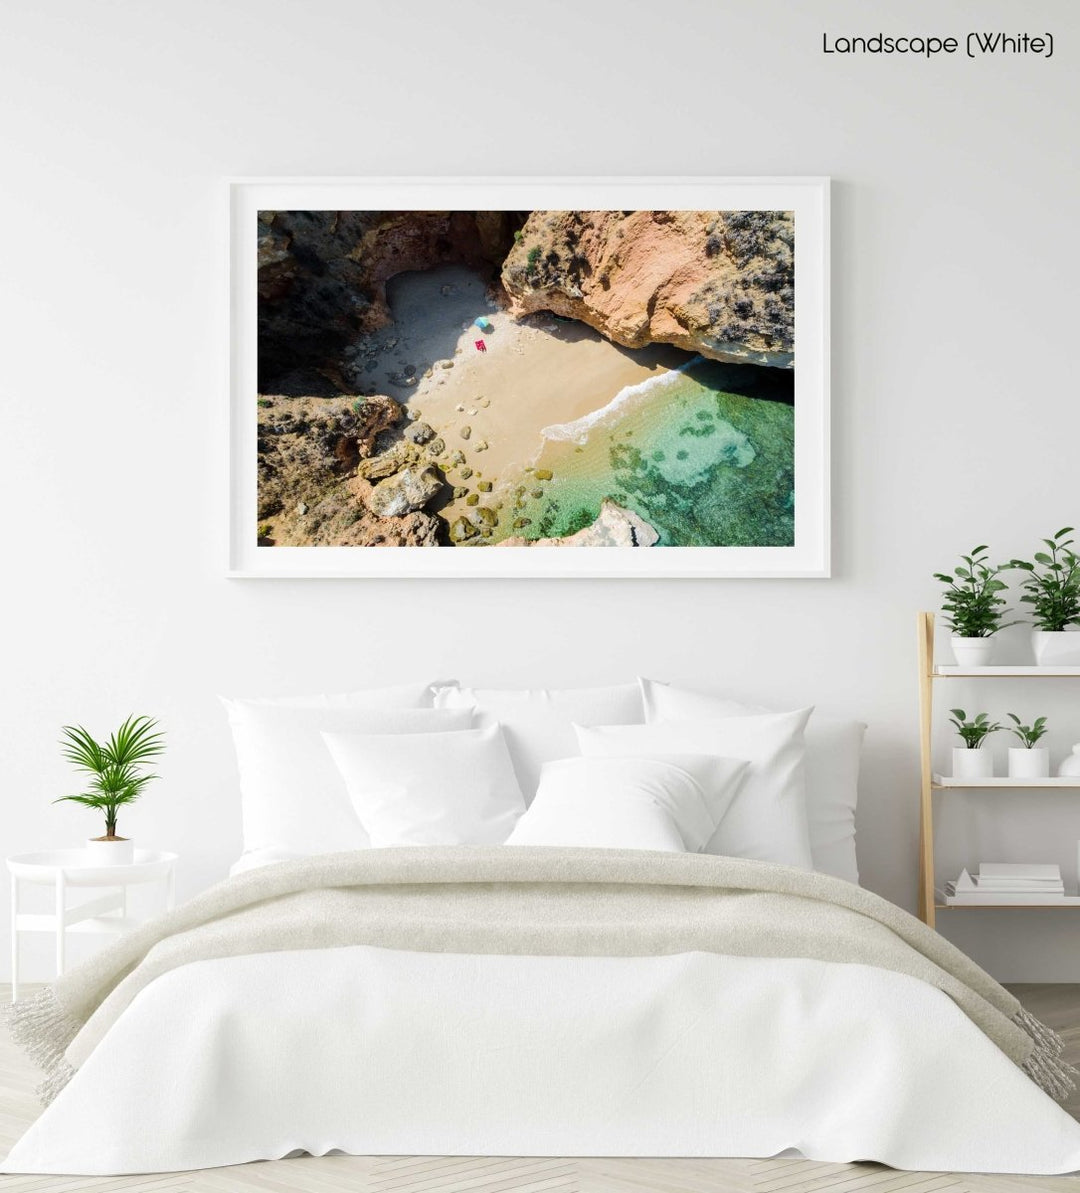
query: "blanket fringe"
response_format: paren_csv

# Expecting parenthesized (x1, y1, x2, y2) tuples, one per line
(3, 987, 80, 1106)
(1014, 1006, 1077, 1101)
(35, 1058, 76, 1107)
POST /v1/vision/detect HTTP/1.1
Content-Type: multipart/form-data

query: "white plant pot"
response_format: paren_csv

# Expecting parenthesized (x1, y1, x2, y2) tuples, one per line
(1032, 629, 1080, 666)
(952, 747, 994, 780)
(84, 837, 134, 866)
(1008, 747, 1050, 779)
(951, 636, 994, 667)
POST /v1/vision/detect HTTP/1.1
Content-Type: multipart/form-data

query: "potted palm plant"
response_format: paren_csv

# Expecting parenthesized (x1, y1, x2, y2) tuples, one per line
(934, 546, 1017, 667)
(949, 709, 1001, 780)
(1009, 528, 1080, 665)
(55, 715, 165, 865)
(1006, 714, 1050, 779)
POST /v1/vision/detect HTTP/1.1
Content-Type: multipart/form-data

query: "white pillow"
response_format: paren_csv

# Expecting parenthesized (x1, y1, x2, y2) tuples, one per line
(236, 681, 444, 709)
(221, 700, 473, 856)
(575, 708, 813, 869)
(505, 755, 749, 852)
(229, 846, 307, 876)
(433, 683, 645, 799)
(639, 678, 865, 883)
(324, 723, 526, 847)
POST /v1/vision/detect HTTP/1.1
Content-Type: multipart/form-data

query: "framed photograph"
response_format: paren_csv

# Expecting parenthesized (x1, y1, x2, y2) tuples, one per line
(229, 177, 829, 578)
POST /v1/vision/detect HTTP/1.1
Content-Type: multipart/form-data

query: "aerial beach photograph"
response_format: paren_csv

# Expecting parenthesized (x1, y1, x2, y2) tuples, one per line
(255, 209, 795, 549)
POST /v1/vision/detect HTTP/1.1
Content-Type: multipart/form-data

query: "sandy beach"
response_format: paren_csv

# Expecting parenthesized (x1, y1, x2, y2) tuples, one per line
(357, 265, 690, 532)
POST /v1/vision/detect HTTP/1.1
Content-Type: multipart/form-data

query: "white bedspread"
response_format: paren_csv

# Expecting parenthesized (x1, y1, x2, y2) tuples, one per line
(5, 946, 1080, 1176)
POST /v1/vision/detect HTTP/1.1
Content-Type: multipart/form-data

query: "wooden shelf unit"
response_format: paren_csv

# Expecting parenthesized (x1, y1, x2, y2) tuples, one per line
(917, 611, 1080, 928)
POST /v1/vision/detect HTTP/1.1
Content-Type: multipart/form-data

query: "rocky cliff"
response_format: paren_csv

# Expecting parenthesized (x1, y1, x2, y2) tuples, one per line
(258, 211, 525, 394)
(255, 393, 445, 547)
(501, 210, 793, 367)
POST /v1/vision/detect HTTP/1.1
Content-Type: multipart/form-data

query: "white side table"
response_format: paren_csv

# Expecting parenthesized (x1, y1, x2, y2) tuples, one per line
(8, 849, 177, 1002)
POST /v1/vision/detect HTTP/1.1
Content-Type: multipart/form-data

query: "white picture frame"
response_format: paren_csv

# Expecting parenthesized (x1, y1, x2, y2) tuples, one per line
(229, 177, 830, 578)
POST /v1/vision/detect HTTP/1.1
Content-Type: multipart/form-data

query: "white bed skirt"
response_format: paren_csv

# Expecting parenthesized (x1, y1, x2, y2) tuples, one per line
(5, 946, 1080, 1175)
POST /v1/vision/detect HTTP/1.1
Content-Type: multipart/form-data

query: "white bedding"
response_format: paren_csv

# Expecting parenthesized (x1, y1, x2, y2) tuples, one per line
(6, 945, 1080, 1175)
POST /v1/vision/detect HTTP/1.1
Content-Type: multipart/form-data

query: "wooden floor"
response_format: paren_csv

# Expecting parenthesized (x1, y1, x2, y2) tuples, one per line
(1, 984, 1078, 1192)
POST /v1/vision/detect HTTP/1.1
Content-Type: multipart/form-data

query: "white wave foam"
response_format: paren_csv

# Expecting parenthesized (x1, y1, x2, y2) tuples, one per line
(540, 357, 702, 444)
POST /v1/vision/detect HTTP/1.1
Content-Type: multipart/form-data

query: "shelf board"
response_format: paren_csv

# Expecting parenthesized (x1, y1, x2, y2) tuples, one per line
(933, 774, 1080, 789)
(935, 902, 1080, 910)
(933, 665, 1080, 677)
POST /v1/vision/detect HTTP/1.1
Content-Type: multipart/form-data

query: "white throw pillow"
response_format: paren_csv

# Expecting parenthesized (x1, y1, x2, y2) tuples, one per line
(221, 699, 473, 856)
(433, 683, 645, 799)
(639, 678, 866, 883)
(575, 708, 814, 869)
(324, 723, 526, 847)
(505, 755, 749, 853)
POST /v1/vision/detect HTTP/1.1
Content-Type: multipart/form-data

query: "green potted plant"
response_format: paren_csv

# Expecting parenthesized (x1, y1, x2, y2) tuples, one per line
(948, 709, 1001, 780)
(934, 546, 1016, 667)
(55, 715, 165, 865)
(1006, 714, 1049, 779)
(1009, 528, 1080, 666)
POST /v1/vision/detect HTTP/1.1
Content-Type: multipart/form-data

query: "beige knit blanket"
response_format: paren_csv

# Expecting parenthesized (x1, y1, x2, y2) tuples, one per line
(8, 846, 1076, 1104)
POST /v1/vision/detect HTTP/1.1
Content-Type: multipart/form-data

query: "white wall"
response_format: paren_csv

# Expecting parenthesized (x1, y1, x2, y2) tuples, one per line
(2, 0, 1078, 981)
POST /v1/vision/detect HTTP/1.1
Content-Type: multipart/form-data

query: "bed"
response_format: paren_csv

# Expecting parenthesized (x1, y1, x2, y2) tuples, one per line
(5, 679, 1080, 1177)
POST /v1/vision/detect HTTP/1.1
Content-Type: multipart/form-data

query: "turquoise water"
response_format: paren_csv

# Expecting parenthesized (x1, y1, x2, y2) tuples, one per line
(502, 360, 794, 547)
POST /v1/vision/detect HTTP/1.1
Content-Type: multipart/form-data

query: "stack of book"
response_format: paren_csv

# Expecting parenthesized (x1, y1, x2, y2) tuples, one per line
(941, 863, 1072, 905)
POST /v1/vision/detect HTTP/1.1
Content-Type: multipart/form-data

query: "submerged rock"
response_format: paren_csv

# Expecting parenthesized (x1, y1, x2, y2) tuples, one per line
(497, 500, 659, 547)
(450, 516, 479, 543)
